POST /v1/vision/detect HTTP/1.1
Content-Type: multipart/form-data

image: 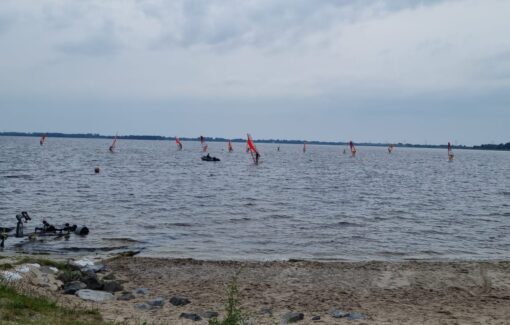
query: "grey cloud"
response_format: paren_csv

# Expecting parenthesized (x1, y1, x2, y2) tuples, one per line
(55, 21, 121, 56)
(150, 0, 453, 50)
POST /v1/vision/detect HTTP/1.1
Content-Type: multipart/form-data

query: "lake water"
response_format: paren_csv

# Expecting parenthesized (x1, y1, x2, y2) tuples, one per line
(1, 136, 509, 261)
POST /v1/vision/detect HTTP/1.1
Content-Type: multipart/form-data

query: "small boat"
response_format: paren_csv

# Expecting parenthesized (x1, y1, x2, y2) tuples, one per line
(201, 154, 220, 162)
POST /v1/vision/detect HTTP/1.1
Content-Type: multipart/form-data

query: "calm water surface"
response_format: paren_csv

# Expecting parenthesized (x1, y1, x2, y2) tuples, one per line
(1, 136, 509, 260)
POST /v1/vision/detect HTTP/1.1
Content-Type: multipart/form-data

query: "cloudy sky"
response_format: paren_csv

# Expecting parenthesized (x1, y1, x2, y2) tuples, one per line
(0, 0, 509, 145)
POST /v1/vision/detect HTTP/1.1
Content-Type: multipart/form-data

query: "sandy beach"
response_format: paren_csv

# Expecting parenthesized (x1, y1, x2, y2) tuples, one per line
(55, 256, 509, 324)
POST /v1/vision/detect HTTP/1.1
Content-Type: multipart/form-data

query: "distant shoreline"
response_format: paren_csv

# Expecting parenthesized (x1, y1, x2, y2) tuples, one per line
(1, 131, 509, 151)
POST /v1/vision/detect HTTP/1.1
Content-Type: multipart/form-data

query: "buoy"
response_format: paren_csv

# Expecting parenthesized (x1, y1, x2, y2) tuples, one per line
(94, 167, 100, 174)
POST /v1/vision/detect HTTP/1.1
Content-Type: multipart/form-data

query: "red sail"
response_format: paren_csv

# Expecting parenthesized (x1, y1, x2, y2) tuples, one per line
(303, 141, 307, 152)
(448, 142, 452, 152)
(176, 137, 183, 150)
(228, 140, 233, 152)
(247, 134, 258, 154)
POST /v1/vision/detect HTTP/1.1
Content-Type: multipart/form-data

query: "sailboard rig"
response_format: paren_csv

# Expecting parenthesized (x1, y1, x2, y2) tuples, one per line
(200, 135, 208, 152)
(228, 140, 233, 152)
(175, 137, 183, 150)
(109, 134, 117, 153)
(39, 133, 47, 146)
(349, 141, 357, 157)
(246, 134, 260, 164)
(303, 141, 307, 153)
(388, 144, 394, 154)
(448, 142, 454, 161)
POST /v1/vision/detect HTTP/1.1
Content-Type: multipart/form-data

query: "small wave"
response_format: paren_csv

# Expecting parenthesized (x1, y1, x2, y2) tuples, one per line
(167, 222, 193, 227)
(336, 221, 362, 227)
(4, 175, 33, 179)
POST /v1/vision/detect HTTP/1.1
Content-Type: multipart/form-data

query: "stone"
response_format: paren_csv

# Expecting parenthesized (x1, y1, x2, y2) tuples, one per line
(63, 281, 86, 294)
(134, 287, 149, 295)
(346, 312, 365, 320)
(330, 309, 348, 318)
(147, 297, 165, 308)
(170, 296, 191, 306)
(1, 271, 22, 282)
(202, 311, 219, 318)
(311, 315, 321, 321)
(282, 311, 304, 323)
(82, 273, 103, 290)
(76, 289, 114, 302)
(180, 313, 202, 321)
(103, 280, 123, 293)
(117, 293, 136, 301)
(260, 306, 273, 315)
(135, 303, 149, 310)
(81, 263, 105, 273)
(102, 272, 116, 280)
(70, 258, 94, 268)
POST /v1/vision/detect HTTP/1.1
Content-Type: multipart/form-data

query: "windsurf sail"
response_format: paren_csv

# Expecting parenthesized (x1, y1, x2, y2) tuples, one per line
(303, 141, 307, 153)
(199, 135, 208, 152)
(39, 133, 47, 146)
(228, 140, 233, 152)
(388, 144, 394, 153)
(247, 133, 260, 164)
(349, 140, 357, 157)
(448, 142, 454, 161)
(176, 137, 183, 150)
(109, 134, 117, 153)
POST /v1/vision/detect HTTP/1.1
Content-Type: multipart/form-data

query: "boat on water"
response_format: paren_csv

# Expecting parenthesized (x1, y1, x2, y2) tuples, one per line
(201, 154, 220, 162)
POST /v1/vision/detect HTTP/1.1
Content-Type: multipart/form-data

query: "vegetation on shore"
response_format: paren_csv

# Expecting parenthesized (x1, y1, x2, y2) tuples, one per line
(0, 282, 110, 325)
(2, 131, 509, 150)
(209, 275, 247, 325)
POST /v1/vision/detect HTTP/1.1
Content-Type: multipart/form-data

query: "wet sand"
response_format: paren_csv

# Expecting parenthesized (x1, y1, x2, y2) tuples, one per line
(82, 257, 510, 324)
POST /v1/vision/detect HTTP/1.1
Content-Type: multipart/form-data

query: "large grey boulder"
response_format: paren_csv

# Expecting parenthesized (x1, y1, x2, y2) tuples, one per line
(76, 289, 114, 302)
(63, 281, 86, 294)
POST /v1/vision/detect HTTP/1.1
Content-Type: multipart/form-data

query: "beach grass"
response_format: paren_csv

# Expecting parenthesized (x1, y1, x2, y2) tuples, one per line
(0, 282, 112, 325)
(209, 275, 248, 325)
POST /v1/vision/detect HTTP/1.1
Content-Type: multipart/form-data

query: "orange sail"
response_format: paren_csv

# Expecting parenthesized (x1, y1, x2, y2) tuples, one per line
(247, 133, 260, 164)
(228, 140, 233, 152)
(39, 133, 47, 146)
(175, 137, 183, 150)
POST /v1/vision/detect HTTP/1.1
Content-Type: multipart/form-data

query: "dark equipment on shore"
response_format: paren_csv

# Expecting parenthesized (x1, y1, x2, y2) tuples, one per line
(201, 154, 220, 162)
(15, 211, 31, 237)
(0, 212, 89, 248)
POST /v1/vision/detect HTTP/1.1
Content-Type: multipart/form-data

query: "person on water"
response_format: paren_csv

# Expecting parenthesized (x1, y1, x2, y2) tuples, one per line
(255, 152, 260, 164)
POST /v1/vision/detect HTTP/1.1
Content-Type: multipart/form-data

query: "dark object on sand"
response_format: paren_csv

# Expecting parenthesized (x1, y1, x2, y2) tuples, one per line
(201, 154, 220, 162)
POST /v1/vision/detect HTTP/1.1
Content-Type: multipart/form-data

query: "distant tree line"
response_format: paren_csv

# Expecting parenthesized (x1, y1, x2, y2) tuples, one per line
(0, 132, 508, 151)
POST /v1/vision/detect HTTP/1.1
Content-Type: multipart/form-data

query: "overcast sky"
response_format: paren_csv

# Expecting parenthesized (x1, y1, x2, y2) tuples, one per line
(1, 0, 509, 145)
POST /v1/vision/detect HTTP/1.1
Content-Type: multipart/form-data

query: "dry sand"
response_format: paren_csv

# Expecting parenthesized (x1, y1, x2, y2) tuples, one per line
(69, 257, 510, 325)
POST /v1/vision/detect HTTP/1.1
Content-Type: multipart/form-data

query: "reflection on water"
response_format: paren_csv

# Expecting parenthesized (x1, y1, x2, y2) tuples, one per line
(0, 136, 509, 260)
